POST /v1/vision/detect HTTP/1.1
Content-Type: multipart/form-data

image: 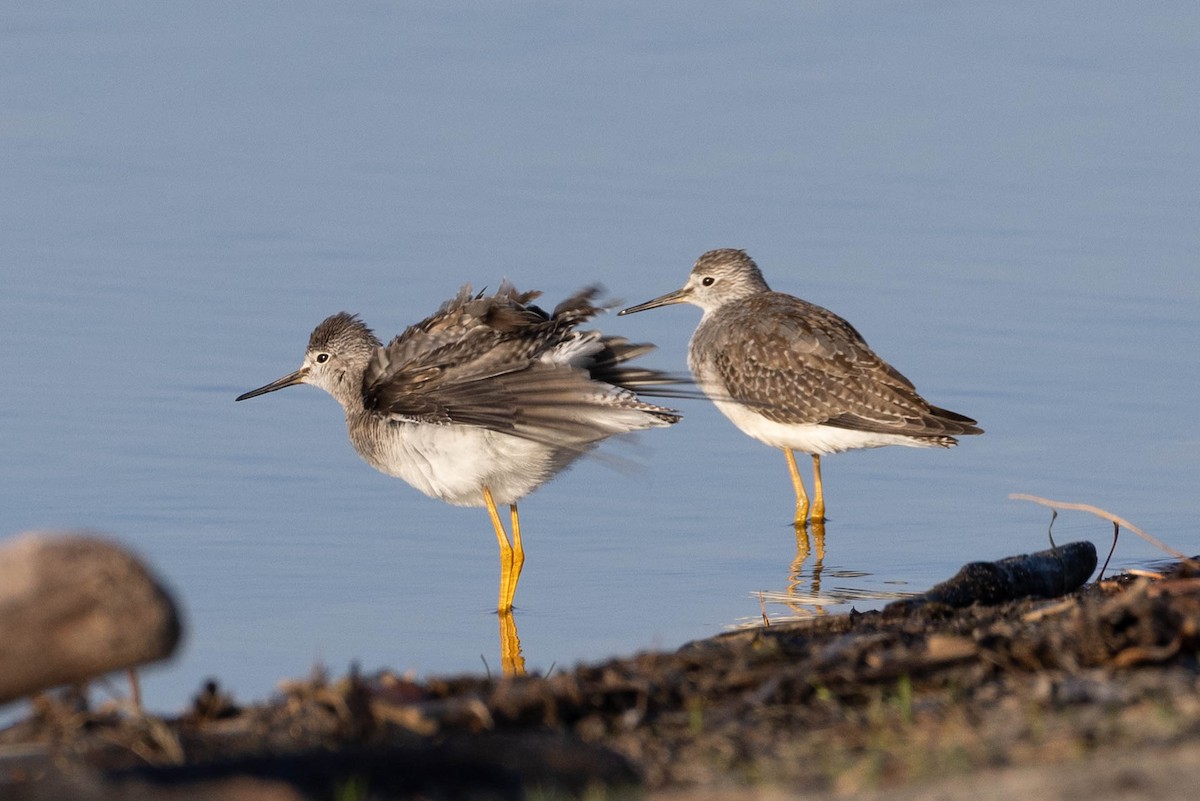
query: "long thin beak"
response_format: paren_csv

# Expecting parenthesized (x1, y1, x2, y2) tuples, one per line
(617, 287, 691, 316)
(235, 367, 308, 401)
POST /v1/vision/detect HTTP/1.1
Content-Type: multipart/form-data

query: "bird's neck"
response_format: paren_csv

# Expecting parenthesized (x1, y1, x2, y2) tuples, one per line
(325, 371, 370, 417)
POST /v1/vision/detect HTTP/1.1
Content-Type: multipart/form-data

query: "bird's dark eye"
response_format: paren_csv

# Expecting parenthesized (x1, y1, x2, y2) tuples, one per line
(701, 276, 715, 287)
(315, 353, 330, 364)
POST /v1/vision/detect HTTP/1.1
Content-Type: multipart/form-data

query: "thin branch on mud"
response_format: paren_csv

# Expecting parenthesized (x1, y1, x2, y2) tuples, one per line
(1009, 493, 1198, 568)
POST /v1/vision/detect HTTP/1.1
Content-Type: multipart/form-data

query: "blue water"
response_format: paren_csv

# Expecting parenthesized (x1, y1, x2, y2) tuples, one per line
(3, 3, 1198, 713)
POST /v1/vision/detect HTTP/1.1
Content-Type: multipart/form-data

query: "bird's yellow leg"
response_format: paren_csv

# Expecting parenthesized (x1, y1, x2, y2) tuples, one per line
(509, 503, 525, 606)
(498, 609, 526, 677)
(784, 448, 810, 525)
(811, 454, 826, 522)
(483, 487, 515, 613)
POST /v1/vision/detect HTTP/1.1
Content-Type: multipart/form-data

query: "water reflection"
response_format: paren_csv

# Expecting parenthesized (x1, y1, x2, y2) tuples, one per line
(787, 519, 828, 616)
(740, 519, 914, 628)
(498, 611, 525, 677)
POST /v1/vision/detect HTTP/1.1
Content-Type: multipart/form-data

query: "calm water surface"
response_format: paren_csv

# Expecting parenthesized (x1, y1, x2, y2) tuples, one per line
(3, 3, 1198, 712)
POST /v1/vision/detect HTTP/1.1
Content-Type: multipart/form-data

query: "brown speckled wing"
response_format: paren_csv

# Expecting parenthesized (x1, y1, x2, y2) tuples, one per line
(696, 293, 980, 438)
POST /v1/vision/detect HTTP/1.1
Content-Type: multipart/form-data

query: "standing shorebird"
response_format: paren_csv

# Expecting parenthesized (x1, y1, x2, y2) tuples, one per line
(619, 248, 981, 526)
(237, 283, 681, 614)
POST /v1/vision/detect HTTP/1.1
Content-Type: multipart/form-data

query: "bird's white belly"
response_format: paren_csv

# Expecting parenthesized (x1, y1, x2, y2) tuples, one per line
(709, 398, 940, 455)
(357, 422, 583, 508)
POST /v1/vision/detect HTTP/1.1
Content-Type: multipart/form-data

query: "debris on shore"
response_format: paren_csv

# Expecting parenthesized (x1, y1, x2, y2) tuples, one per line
(7, 539, 1200, 799)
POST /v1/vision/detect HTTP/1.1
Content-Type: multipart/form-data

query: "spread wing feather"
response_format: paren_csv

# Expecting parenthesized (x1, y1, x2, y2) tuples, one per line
(361, 283, 682, 445)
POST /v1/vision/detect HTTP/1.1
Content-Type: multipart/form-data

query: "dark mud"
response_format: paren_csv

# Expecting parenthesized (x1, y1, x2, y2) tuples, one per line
(4, 549, 1200, 800)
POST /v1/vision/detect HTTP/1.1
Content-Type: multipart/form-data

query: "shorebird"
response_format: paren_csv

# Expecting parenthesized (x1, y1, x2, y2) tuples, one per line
(237, 283, 682, 614)
(619, 248, 981, 525)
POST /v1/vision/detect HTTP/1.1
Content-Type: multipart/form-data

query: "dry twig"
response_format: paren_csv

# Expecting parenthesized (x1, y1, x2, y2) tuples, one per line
(1009, 493, 1199, 569)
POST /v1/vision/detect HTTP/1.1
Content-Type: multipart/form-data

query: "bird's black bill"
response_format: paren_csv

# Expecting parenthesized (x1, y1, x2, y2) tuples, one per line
(235, 368, 307, 401)
(617, 288, 690, 316)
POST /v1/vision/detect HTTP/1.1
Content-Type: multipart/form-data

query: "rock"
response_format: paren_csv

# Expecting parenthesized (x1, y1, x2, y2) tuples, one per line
(0, 532, 182, 704)
(884, 540, 1098, 615)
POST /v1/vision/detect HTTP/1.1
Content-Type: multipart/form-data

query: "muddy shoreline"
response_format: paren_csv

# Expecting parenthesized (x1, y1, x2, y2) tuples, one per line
(4, 547, 1200, 800)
